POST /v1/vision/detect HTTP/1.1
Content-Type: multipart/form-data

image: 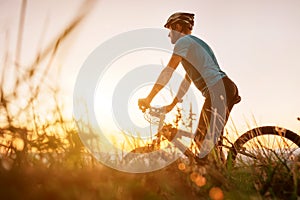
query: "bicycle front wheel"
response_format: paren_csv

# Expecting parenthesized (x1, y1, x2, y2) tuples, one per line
(230, 126, 300, 165)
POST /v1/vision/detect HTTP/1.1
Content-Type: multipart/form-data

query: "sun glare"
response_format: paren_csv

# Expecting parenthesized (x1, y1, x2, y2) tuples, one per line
(92, 48, 201, 152)
(93, 49, 172, 149)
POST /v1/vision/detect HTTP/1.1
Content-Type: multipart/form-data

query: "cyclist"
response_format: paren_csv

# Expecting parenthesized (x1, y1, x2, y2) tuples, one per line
(138, 12, 241, 158)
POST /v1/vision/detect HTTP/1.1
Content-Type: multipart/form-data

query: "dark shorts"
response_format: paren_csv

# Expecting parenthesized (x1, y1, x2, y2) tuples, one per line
(196, 76, 241, 141)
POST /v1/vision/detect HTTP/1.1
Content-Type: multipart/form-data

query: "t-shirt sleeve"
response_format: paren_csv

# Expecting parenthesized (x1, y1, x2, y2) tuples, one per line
(173, 37, 190, 58)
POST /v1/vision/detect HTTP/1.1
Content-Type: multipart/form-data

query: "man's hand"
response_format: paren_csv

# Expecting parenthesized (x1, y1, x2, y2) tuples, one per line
(138, 98, 151, 112)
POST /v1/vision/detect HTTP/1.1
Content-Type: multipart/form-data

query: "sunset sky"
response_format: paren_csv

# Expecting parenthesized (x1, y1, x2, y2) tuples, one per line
(1, 0, 300, 139)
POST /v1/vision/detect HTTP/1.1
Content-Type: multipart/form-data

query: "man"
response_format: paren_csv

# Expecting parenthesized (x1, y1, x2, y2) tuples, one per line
(138, 12, 241, 158)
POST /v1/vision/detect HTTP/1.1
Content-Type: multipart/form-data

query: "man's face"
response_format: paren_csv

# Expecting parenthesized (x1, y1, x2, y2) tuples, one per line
(168, 28, 182, 44)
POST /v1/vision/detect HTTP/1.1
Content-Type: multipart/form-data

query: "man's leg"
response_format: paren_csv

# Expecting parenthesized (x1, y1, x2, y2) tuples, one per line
(194, 77, 240, 158)
(194, 97, 211, 144)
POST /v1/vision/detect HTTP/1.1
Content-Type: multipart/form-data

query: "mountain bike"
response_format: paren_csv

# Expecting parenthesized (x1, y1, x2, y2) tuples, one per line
(123, 106, 300, 168)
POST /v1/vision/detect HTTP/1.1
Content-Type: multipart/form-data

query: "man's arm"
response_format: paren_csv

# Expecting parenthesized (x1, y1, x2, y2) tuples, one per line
(175, 73, 192, 103)
(138, 54, 182, 110)
(163, 73, 191, 112)
(146, 54, 182, 101)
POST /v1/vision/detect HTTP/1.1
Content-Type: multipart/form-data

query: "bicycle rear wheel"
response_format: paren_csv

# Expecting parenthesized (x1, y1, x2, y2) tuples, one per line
(230, 126, 300, 165)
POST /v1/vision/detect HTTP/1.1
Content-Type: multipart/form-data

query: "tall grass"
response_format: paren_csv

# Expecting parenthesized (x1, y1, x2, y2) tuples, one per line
(0, 0, 97, 170)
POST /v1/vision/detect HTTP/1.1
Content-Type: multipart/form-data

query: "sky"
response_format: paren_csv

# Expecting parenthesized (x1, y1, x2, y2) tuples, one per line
(1, 0, 300, 139)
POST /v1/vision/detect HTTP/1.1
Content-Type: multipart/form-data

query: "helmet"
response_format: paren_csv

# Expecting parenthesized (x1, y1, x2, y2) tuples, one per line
(164, 12, 194, 29)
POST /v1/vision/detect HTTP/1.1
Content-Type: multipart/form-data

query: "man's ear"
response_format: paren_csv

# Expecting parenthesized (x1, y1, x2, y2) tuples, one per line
(175, 23, 183, 32)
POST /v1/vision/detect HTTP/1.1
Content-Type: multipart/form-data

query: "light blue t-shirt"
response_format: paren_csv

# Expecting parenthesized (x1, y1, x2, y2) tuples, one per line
(173, 35, 226, 95)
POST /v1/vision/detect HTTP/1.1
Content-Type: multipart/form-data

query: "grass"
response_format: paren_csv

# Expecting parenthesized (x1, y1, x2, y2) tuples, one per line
(1, 1, 300, 199)
(0, 159, 260, 200)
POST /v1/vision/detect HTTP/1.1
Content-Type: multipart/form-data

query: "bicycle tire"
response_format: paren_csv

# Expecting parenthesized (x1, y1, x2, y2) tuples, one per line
(229, 126, 300, 164)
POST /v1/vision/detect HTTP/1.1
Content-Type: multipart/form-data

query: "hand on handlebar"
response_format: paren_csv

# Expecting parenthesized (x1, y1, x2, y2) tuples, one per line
(138, 98, 151, 113)
(138, 98, 176, 114)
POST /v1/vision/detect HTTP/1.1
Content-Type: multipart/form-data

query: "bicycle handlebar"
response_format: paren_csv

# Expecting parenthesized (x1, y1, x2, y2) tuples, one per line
(143, 107, 166, 125)
(148, 107, 166, 117)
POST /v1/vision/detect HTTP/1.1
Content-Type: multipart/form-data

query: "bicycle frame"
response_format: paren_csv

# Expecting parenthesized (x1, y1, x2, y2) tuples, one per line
(145, 107, 228, 163)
